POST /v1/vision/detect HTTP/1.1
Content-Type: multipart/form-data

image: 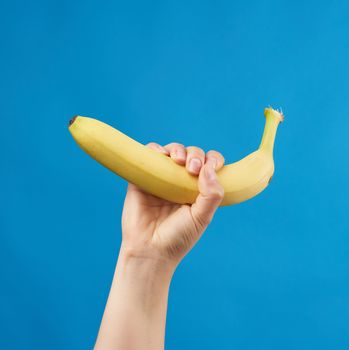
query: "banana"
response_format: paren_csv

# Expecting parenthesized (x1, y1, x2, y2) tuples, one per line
(68, 107, 283, 206)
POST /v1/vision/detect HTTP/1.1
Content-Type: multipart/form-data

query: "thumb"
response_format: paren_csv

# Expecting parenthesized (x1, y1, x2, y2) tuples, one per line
(190, 158, 225, 232)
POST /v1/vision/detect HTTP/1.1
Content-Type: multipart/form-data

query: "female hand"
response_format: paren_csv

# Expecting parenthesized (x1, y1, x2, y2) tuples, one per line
(121, 142, 225, 268)
(96, 142, 225, 349)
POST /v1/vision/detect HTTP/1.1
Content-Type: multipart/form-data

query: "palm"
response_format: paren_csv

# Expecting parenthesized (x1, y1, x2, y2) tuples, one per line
(120, 142, 225, 262)
(122, 183, 199, 260)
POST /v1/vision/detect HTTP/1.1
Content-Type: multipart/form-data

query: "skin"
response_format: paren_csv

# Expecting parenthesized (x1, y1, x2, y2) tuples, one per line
(94, 142, 225, 350)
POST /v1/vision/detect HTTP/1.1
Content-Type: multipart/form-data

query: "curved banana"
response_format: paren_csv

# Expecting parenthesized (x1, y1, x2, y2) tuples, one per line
(68, 108, 283, 206)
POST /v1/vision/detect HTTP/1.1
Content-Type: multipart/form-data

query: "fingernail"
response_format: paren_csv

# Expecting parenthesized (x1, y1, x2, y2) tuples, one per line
(206, 164, 216, 181)
(188, 158, 202, 173)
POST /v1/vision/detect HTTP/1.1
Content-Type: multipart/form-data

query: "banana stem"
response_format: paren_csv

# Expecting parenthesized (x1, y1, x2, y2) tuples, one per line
(259, 108, 284, 154)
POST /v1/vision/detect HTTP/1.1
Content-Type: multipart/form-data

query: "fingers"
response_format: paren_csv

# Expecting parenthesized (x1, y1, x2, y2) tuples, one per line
(147, 141, 225, 175)
(146, 142, 170, 155)
(146, 140, 225, 230)
(190, 160, 225, 232)
(190, 150, 225, 229)
(205, 150, 225, 171)
(163, 143, 187, 165)
(185, 146, 205, 175)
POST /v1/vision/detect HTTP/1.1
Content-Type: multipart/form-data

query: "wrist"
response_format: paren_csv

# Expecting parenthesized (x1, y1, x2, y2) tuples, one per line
(119, 243, 178, 276)
(117, 244, 176, 286)
(109, 245, 175, 318)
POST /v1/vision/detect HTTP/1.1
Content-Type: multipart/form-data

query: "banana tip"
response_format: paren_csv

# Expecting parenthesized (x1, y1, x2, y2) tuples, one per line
(69, 116, 78, 127)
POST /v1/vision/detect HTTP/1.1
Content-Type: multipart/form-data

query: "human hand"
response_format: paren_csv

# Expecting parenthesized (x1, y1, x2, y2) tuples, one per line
(96, 143, 225, 349)
(120, 142, 225, 268)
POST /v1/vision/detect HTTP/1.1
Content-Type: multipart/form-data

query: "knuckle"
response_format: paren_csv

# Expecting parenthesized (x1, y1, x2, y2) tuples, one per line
(146, 142, 168, 154)
(206, 149, 217, 156)
(187, 146, 205, 157)
(207, 150, 224, 162)
(146, 141, 159, 148)
(209, 187, 225, 201)
(166, 142, 184, 149)
(176, 143, 186, 150)
(172, 144, 186, 154)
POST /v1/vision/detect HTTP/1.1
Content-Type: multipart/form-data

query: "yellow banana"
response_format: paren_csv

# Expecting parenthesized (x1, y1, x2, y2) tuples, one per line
(69, 107, 283, 206)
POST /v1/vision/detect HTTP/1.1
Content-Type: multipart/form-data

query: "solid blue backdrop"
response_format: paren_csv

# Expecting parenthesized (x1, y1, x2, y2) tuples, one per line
(1, 0, 349, 349)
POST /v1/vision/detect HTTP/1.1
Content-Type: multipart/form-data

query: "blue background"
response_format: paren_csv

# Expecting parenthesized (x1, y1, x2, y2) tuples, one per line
(1, 0, 349, 349)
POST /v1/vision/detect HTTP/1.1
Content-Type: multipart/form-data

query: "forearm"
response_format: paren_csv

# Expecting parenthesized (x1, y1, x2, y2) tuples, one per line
(94, 246, 175, 350)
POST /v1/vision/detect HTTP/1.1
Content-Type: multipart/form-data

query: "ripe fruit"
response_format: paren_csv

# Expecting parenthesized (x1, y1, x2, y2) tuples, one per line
(69, 108, 283, 206)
